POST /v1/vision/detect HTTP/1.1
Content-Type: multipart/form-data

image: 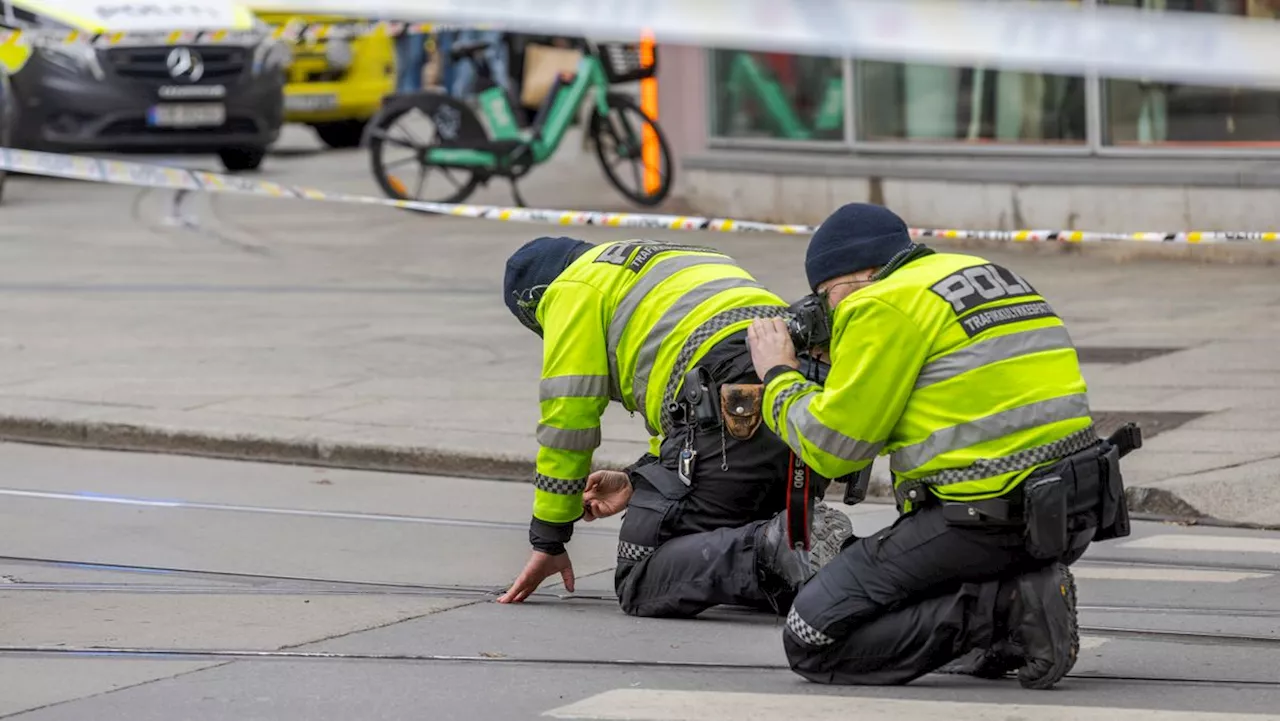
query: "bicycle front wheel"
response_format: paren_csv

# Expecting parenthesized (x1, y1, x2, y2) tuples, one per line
(589, 92, 673, 207)
(367, 93, 484, 205)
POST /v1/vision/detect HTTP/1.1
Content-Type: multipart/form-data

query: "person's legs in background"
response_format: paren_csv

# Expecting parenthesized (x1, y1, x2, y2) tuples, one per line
(394, 30, 427, 93)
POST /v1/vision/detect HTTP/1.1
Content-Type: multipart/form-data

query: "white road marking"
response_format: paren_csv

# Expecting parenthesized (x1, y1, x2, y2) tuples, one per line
(1079, 635, 1109, 650)
(1122, 535, 1280, 555)
(544, 690, 1280, 721)
(0, 488, 611, 536)
(1072, 566, 1270, 583)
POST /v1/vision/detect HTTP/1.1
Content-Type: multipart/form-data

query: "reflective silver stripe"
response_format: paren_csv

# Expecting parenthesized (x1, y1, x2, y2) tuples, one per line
(789, 394, 884, 462)
(606, 253, 734, 403)
(630, 277, 766, 427)
(915, 326, 1076, 390)
(771, 380, 816, 429)
(890, 393, 1092, 473)
(533, 474, 587, 495)
(539, 375, 610, 401)
(536, 424, 602, 451)
(915, 425, 1098, 488)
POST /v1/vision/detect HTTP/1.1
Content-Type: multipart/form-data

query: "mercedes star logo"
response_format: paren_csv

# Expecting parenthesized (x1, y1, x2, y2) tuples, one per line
(166, 47, 205, 82)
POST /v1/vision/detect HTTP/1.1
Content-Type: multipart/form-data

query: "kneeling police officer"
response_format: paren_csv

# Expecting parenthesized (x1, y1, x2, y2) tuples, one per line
(746, 203, 1139, 689)
(497, 236, 853, 617)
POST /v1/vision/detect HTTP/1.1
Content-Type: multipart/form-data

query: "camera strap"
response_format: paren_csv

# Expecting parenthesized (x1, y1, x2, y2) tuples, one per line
(786, 452, 811, 551)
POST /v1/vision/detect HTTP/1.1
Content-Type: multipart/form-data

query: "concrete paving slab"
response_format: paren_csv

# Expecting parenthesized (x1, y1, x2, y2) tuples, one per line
(308, 597, 789, 666)
(1145, 460, 1280, 527)
(0, 591, 474, 650)
(0, 495, 620, 588)
(8, 653, 1280, 721)
(0, 657, 220, 718)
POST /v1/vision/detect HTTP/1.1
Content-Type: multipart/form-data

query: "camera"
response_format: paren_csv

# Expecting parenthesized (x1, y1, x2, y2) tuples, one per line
(785, 294, 832, 351)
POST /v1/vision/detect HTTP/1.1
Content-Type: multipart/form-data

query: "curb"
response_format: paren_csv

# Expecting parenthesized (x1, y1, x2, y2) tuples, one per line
(0, 415, 1251, 529)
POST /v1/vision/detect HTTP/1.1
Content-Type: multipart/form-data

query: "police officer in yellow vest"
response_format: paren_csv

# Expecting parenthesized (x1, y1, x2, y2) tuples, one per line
(746, 203, 1137, 689)
(496, 236, 853, 616)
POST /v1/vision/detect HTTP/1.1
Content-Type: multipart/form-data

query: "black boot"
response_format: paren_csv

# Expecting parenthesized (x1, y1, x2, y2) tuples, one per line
(1000, 562, 1080, 690)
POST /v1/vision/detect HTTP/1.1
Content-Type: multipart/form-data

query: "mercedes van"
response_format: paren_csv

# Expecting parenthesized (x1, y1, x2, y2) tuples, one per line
(0, 0, 291, 171)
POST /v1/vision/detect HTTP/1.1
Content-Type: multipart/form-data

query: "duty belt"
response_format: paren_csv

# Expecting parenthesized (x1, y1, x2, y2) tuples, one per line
(657, 304, 788, 436)
(893, 425, 1099, 510)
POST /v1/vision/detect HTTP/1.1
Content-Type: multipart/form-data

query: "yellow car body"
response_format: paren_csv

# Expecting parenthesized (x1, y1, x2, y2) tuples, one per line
(252, 11, 397, 148)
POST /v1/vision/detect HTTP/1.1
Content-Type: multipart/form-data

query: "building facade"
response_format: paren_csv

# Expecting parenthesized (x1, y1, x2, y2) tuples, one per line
(655, 0, 1280, 232)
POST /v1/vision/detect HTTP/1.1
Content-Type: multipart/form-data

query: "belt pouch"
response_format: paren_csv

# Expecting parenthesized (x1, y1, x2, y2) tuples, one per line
(1095, 442, 1131, 541)
(1024, 473, 1069, 560)
(720, 383, 763, 440)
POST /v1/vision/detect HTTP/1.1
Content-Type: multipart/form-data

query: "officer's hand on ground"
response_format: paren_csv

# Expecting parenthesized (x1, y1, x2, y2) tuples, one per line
(497, 550, 575, 603)
(582, 470, 632, 521)
(747, 318, 800, 381)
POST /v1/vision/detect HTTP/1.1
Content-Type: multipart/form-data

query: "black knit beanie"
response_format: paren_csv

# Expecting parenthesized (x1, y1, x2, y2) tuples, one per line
(805, 203, 914, 292)
(503, 236, 594, 335)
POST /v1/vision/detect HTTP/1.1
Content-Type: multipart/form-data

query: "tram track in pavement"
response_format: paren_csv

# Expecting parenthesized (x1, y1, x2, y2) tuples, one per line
(3, 554, 1279, 659)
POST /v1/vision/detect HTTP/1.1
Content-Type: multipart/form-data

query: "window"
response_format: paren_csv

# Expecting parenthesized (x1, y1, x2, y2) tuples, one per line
(1102, 0, 1280, 146)
(855, 61, 1086, 145)
(708, 50, 845, 142)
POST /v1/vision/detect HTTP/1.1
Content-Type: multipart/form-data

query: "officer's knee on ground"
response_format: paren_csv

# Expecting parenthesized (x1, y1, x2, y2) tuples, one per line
(782, 626, 837, 683)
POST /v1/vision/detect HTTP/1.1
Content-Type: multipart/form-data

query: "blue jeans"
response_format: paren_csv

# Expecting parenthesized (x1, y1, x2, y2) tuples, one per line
(394, 32, 427, 93)
(448, 30, 509, 98)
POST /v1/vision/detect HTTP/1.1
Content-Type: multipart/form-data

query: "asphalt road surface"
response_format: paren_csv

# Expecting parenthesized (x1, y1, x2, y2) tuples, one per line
(0, 441, 1278, 720)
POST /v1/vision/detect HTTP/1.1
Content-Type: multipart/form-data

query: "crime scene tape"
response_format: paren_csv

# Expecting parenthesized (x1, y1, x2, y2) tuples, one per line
(0, 147, 1277, 245)
(0, 20, 482, 48)
(255, 0, 1280, 89)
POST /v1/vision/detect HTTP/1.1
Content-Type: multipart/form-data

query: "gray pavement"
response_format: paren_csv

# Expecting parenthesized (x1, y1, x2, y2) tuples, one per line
(1, 126, 1279, 526)
(0, 443, 1279, 719)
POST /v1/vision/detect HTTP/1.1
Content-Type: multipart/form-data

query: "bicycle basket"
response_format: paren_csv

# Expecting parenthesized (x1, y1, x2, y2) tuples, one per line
(598, 41, 658, 83)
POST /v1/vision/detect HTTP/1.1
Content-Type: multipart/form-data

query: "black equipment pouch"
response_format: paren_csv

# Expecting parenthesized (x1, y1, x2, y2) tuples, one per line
(680, 366, 721, 431)
(1024, 473, 1069, 560)
(1094, 424, 1138, 541)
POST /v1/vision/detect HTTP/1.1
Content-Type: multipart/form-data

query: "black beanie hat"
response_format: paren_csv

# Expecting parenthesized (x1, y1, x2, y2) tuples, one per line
(503, 236, 594, 335)
(805, 203, 914, 292)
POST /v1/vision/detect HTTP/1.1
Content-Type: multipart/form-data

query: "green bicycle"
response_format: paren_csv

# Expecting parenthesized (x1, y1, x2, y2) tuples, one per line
(722, 52, 844, 141)
(366, 38, 673, 208)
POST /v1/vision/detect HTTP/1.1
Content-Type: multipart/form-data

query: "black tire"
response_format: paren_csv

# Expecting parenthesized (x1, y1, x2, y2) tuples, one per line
(314, 119, 367, 149)
(366, 92, 485, 204)
(218, 147, 266, 172)
(590, 92, 674, 207)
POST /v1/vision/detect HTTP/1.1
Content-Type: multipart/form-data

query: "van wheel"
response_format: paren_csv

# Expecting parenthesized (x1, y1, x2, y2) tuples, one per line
(314, 119, 367, 149)
(218, 147, 266, 172)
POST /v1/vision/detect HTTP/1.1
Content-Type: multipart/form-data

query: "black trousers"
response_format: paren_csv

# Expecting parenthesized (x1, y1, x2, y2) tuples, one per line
(613, 335, 795, 619)
(783, 500, 1092, 685)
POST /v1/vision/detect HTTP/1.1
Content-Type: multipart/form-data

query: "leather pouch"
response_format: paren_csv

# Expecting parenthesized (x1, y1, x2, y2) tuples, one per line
(719, 383, 763, 441)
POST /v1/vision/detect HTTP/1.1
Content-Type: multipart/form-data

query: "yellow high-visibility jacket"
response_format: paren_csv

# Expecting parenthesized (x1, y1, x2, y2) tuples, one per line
(532, 240, 789, 525)
(762, 252, 1094, 511)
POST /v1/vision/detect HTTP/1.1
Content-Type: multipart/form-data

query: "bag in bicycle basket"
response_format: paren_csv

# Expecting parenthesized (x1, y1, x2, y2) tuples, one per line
(599, 42, 658, 83)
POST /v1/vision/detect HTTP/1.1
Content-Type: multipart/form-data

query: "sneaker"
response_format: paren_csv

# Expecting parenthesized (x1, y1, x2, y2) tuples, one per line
(1003, 562, 1080, 690)
(755, 502, 855, 589)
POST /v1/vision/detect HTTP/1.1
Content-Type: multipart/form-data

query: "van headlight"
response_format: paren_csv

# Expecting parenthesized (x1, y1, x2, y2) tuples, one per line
(38, 43, 105, 80)
(252, 39, 292, 75)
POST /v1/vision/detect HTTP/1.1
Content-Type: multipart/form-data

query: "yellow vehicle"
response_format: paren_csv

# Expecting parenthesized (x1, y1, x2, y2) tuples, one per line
(252, 11, 395, 148)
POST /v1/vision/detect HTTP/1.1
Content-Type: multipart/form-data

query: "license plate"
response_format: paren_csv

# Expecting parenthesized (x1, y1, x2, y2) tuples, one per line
(146, 103, 226, 128)
(285, 94, 339, 111)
